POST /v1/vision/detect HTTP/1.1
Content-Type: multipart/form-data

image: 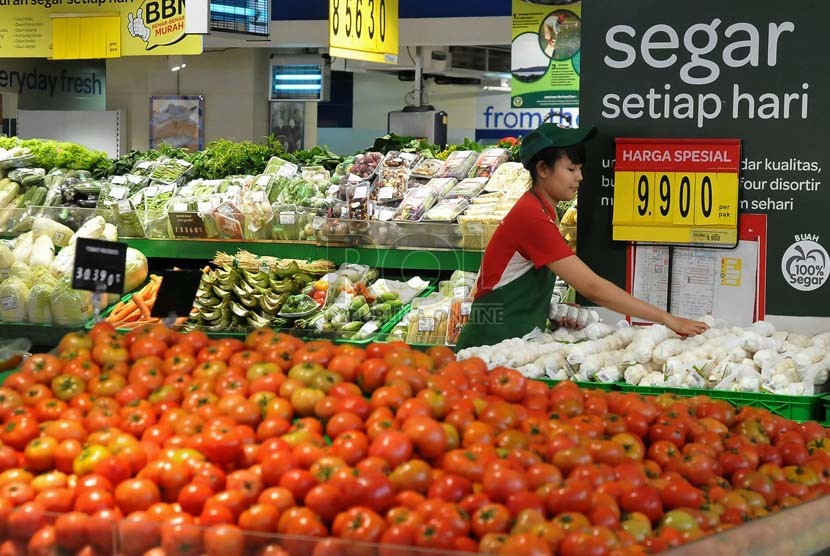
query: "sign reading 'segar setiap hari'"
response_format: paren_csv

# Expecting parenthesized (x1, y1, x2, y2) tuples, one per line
(0, 0, 202, 58)
(578, 2, 830, 321)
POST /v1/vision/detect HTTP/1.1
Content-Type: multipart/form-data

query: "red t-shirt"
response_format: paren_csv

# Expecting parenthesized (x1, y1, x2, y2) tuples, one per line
(473, 191, 574, 299)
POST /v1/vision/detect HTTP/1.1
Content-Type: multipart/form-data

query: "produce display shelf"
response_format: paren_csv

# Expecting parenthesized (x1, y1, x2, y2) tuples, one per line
(0, 322, 83, 347)
(619, 383, 822, 422)
(121, 238, 484, 273)
(822, 394, 830, 426)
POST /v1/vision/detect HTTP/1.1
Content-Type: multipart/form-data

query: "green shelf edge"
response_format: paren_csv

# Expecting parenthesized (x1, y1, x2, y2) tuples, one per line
(122, 239, 484, 273)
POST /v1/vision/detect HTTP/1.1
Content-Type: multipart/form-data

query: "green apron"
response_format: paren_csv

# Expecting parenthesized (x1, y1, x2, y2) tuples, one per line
(454, 190, 558, 352)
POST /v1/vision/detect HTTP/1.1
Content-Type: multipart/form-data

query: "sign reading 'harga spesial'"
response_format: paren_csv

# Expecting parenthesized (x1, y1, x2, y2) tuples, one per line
(578, 1, 830, 319)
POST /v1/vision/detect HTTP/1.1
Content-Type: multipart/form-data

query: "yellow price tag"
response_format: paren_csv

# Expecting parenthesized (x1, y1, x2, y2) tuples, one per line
(52, 16, 121, 60)
(329, 0, 398, 64)
(612, 139, 741, 246)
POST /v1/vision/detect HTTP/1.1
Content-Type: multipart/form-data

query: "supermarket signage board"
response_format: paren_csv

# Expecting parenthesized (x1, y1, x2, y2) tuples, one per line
(0, 0, 202, 58)
(72, 238, 128, 295)
(329, 0, 398, 64)
(612, 138, 741, 247)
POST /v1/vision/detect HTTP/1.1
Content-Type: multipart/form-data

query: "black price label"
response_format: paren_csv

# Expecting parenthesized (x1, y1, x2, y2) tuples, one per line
(72, 238, 128, 294)
(168, 212, 207, 238)
(151, 270, 203, 319)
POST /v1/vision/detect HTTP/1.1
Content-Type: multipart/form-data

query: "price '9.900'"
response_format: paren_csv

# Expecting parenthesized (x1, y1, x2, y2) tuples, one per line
(636, 174, 713, 220)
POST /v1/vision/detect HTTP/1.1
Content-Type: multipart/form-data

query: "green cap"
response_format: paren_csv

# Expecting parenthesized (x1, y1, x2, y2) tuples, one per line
(519, 123, 598, 169)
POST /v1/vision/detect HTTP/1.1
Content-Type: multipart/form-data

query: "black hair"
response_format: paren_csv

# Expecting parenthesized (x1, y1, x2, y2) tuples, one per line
(527, 143, 587, 182)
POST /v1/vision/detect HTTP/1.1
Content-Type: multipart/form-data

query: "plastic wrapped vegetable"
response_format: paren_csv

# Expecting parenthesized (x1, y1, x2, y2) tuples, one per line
(124, 248, 149, 294)
(29, 235, 54, 270)
(50, 280, 93, 326)
(0, 244, 13, 279)
(0, 278, 30, 322)
(437, 151, 478, 180)
(27, 279, 57, 324)
(8, 262, 33, 286)
(68, 216, 107, 246)
(31, 218, 73, 248)
(469, 148, 509, 178)
(12, 231, 33, 264)
(50, 245, 74, 279)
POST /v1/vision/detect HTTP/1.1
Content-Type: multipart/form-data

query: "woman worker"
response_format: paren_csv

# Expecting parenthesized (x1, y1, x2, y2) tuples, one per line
(454, 123, 709, 350)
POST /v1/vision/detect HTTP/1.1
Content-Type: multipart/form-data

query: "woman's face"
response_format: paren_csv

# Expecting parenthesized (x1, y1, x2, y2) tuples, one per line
(535, 155, 583, 202)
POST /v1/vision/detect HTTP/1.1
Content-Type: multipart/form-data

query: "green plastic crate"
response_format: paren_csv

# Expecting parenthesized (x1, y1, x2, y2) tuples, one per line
(535, 378, 619, 392)
(619, 383, 822, 422)
(821, 394, 830, 426)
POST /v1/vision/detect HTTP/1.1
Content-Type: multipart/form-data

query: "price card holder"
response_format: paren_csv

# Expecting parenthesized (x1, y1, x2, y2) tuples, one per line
(168, 212, 208, 239)
(72, 238, 128, 295)
(150, 270, 202, 320)
(612, 138, 741, 247)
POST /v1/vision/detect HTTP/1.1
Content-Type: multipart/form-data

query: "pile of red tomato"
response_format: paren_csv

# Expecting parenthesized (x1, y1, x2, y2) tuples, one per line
(0, 322, 828, 556)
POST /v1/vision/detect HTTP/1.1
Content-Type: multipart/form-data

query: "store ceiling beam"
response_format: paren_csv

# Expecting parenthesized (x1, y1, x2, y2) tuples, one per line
(204, 17, 510, 50)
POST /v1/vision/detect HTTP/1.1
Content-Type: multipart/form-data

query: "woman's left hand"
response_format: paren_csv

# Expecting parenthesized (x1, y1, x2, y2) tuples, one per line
(664, 314, 709, 337)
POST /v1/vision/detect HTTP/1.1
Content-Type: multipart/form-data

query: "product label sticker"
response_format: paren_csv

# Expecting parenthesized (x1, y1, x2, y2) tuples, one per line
(468, 222, 484, 234)
(256, 175, 272, 187)
(460, 301, 472, 316)
(53, 232, 66, 245)
(226, 185, 241, 196)
(359, 322, 379, 334)
(108, 186, 127, 200)
(353, 185, 368, 200)
(279, 212, 296, 225)
(1, 296, 16, 311)
(378, 187, 394, 200)
(377, 208, 397, 222)
(117, 200, 133, 214)
(144, 185, 159, 198)
(453, 286, 470, 298)
(175, 159, 191, 167)
(197, 202, 213, 214)
(110, 176, 127, 185)
(418, 316, 435, 332)
(172, 203, 188, 213)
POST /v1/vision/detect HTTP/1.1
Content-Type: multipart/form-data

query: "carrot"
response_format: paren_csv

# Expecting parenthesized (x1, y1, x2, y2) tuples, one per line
(131, 292, 152, 320)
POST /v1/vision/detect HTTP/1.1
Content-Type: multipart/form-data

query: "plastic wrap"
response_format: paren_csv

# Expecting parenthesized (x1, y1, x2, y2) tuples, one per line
(437, 151, 478, 180)
(395, 184, 440, 222)
(470, 148, 510, 178)
(423, 198, 470, 222)
(485, 162, 531, 196)
(445, 177, 489, 199)
(411, 157, 444, 180)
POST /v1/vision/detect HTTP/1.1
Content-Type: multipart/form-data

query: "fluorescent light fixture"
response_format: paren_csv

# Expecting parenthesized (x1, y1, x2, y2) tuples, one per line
(168, 55, 187, 72)
(210, 3, 256, 16)
(273, 74, 323, 81)
(272, 84, 323, 91)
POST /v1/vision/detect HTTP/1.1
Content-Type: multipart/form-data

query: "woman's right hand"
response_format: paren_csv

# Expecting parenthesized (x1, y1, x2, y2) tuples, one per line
(664, 314, 709, 337)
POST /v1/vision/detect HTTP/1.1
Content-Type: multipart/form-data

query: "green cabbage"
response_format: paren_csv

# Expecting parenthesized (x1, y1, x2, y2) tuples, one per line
(124, 247, 149, 294)
(27, 283, 53, 324)
(0, 278, 30, 322)
(50, 280, 93, 326)
(7, 262, 33, 286)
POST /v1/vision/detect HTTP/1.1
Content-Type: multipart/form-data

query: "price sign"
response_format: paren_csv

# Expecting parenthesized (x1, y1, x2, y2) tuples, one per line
(150, 270, 202, 319)
(72, 238, 127, 294)
(168, 212, 208, 239)
(612, 138, 741, 246)
(329, 0, 399, 64)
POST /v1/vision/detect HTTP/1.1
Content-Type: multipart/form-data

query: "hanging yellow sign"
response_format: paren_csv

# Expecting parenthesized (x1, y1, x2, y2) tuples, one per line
(0, 0, 202, 58)
(329, 0, 398, 64)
